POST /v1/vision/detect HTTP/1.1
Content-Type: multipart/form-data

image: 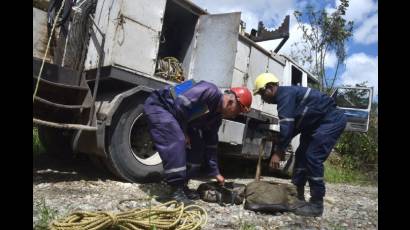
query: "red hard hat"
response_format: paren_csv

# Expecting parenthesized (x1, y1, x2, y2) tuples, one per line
(230, 87, 252, 112)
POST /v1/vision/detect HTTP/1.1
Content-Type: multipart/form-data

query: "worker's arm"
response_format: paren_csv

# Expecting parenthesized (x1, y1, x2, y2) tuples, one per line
(174, 83, 220, 133)
(276, 92, 297, 155)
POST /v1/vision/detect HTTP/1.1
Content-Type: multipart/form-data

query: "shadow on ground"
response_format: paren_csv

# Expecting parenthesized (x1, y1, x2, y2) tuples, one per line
(33, 152, 289, 186)
(33, 152, 118, 184)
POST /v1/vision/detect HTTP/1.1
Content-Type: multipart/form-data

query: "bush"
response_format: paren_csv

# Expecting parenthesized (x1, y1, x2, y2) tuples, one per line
(334, 102, 378, 182)
(324, 159, 369, 185)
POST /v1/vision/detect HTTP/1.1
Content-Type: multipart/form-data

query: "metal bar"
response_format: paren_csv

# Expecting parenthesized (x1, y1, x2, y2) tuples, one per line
(255, 139, 266, 181)
(34, 96, 91, 109)
(87, 16, 105, 125)
(32, 76, 89, 90)
(274, 36, 289, 53)
(33, 118, 97, 131)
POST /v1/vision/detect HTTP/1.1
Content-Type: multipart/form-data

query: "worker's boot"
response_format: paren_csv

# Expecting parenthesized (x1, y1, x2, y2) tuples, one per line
(183, 185, 200, 200)
(293, 197, 324, 217)
(170, 186, 194, 206)
(297, 186, 306, 201)
(291, 186, 307, 209)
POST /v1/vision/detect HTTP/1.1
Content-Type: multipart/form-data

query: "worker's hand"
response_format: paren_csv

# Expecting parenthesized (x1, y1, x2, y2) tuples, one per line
(215, 174, 225, 186)
(185, 135, 191, 148)
(269, 153, 281, 169)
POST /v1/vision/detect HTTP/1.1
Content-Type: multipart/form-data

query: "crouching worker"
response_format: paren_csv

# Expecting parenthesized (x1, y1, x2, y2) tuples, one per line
(144, 80, 252, 205)
(253, 73, 347, 217)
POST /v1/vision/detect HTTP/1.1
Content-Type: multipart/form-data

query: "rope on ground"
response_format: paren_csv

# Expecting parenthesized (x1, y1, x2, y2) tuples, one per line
(155, 57, 185, 83)
(33, 0, 67, 103)
(49, 200, 208, 230)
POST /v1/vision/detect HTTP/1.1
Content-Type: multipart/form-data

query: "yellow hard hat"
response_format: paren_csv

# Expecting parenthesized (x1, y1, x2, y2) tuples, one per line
(253, 73, 279, 95)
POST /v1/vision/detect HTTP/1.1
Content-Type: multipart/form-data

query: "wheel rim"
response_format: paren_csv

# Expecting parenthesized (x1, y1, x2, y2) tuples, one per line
(129, 114, 162, 166)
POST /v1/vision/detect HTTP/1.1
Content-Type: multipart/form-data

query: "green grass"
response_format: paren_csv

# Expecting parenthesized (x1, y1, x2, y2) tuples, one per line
(34, 198, 58, 230)
(239, 221, 257, 230)
(324, 161, 370, 185)
(33, 127, 45, 156)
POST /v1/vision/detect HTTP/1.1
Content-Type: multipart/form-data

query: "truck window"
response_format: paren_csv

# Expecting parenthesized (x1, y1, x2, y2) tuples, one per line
(291, 65, 302, 86)
(307, 75, 320, 89)
(334, 88, 370, 109)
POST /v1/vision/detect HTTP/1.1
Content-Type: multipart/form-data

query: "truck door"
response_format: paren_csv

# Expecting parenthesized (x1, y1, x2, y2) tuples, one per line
(331, 87, 373, 132)
(188, 12, 241, 88)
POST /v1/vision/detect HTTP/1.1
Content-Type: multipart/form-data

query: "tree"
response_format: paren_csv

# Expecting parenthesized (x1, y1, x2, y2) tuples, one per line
(292, 0, 354, 94)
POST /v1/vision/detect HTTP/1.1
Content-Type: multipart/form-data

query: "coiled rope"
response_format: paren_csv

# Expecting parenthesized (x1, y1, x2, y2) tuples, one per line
(155, 57, 185, 83)
(49, 200, 208, 230)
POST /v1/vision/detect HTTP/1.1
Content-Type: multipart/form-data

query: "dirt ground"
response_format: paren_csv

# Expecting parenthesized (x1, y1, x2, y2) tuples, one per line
(33, 153, 378, 229)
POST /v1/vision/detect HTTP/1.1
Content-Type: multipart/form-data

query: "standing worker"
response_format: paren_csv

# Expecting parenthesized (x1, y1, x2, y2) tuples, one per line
(253, 73, 347, 217)
(144, 80, 252, 205)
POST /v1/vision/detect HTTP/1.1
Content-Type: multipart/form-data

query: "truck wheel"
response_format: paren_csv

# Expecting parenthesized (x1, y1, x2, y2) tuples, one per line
(106, 101, 163, 183)
(38, 126, 74, 156)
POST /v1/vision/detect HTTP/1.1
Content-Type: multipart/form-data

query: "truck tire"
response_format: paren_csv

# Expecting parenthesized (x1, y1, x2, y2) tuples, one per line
(106, 101, 163, 183)
(38, 126, 74, 156)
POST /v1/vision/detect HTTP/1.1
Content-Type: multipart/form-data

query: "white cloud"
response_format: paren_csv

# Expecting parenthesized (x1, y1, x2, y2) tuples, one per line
(326, 0, 378, 45)
(325, 51, 338, 68)
(325, 4, 337, 15)
(191, 0, 295, 33)
(353, 13, 378, 45)
(341, 53, 378, 97)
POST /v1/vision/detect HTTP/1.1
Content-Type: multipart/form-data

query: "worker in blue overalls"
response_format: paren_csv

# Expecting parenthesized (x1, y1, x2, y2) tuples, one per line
(144, 80, 252, 205)
(253, 73, 347, 217)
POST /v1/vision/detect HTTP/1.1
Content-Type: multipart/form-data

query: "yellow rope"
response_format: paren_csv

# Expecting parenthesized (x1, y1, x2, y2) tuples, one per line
(33, 0, 66, 103)
(155, 57, 185, 83)
(49, 201, 208, 230)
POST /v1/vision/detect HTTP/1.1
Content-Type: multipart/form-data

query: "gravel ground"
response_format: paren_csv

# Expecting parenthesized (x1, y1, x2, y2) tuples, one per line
(33, 154, 378, 229)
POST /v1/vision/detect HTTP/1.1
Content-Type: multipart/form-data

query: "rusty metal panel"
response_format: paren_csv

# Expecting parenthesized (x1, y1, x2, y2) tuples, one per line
(234, 40, 250, 73)
(111, 18, 160, 76)
(84, 0, 165, 76)
(261, 57, 286, 115)
(231, 69, 246, 87)
(218, 119, 245, 145)
(189, 12, 241, 88)
(248, 46, 269, 86)
(121, 0, 166, 32)
(267, 57, 285, 85)
(84, 0, 120, 70)
(33, 7, 52, 62)
(246, 47, 269, 110)
(262, 102, 277, 116)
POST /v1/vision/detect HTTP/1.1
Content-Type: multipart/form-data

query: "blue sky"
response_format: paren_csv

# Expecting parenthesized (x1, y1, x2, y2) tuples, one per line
(191, 0, 378, 100)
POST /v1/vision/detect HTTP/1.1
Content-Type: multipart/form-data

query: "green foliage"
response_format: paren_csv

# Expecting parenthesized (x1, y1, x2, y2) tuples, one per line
(34, 198, 58, 230)
(324, 160, 369, 185)
(33, 127, 45, 156)
(240, 221, 257, 230)
(335, 100, 378, 180)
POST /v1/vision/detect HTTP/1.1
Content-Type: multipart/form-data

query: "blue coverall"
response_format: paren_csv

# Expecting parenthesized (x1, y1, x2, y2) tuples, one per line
(143, 81, 223, 186)
(274, 86, 347, 199)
